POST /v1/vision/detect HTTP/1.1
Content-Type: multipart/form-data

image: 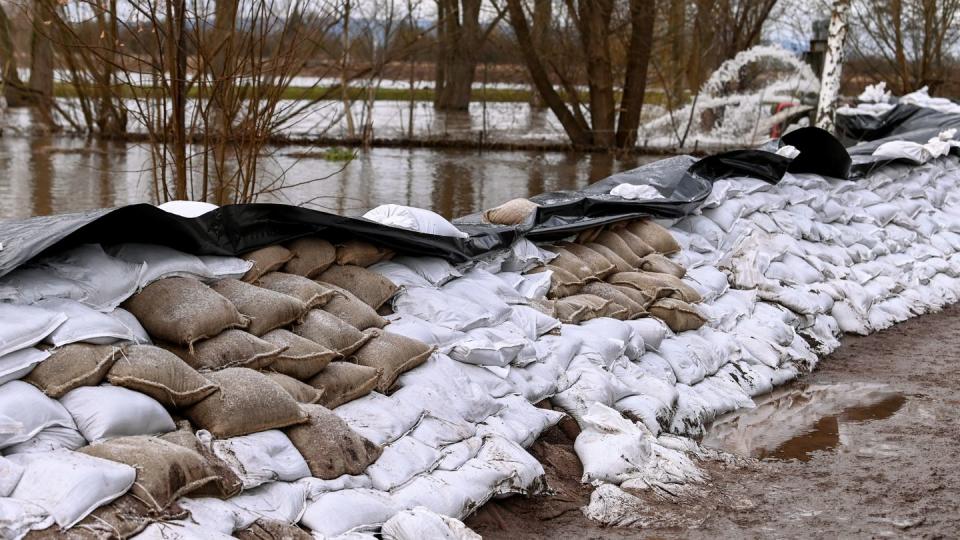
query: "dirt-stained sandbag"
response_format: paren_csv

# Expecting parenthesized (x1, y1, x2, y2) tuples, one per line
(609, 284, 656, 309)
(482, 198, 538, 225)
(625, 219, 681, 254)
(560, 244, 616, 280)
(186, 368, 308, 438)
(349, 332, 434, 393)
(123, 277, 248, 346)
(594, 230, 650, 265)
(306, 362, 382, 409)
(584, 243, 633, 273)
(163, 330, 285, 372)
(563, 293, 629, 320)
(211, 279, 307, 336)
(23, 343, 120, 398)
(79, 436, 218, 511)
(335, 240, 394, 267)
(638, 253, 686, 278)
(319, 265, 399, 310)
(575, 227, 602, 244)
(284, 237, 336, 278)
(318, 283, 388, 330)
(580, 282, 647, 319)
(526, 265, 583, 299)
(159, 429, 243, 499)
(107, 345, 219, 408)
(528, 298, 557, 317)
(648, 298, 706, 332)
(241, 246, 293, 283)
(284, 404, 382, 479)
(291, 310, 375, 356)
(263, 372, 324, 404)
(261, 329, 339, 380)
(236, 519, 313, 540)
(547, 248, 599, 282)
(256, 272, 337, 309)
(24, 494, 187, 540)
(607, 271, 702, 303)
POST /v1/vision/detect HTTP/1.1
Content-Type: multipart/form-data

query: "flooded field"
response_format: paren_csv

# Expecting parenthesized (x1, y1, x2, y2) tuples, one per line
(0, 134, 654, 221)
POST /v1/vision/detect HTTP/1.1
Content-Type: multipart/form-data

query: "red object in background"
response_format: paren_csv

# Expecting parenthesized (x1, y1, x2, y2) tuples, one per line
(770, 102, 798, 139)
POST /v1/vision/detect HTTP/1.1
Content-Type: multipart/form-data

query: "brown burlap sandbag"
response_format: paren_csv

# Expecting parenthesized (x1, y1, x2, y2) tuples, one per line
(318, 265, 399, 309)
(159, 429, 243, 499)
(527, 298, 557, 318)
(625, 219, 681, 254)
(162, 330, 285, 372)
(79, 436, 218, 511)
(526, 265, 583, 299)
(284, 404, 382, 479)
(563, 293, 629, 320)
(291, 309, 374, 355)
(609, 284, 656, 309)
(575, 227, 602, 244)
(123, 277, 248, 346)
(584, 243, 633, 273)
(186, 368, 308, 438)
(349, 331, 434, 393)
(261, 329, 339, 380)
(546, 249, 597, 282)
(553, 298, 590, 324)
(482, 198, 538, 225)
(107, 345, 219, 408)
(24, 343, 121, 398)
(236, 519, 313, 540)
(306, 362, 381, 408)
(317, 283, 388, 330)
(241, 245, 293, 283)
(607, 271, 702, 303)
(211, 279, 308, 336)
(560, 244, 616, 280)
(24, 495, 187, 540)
(283, 237, 336, 278)
(639, 253, 686, 278)
(335, 240, 394, 267)
(648, 298, 707, 332)
(263, 371, 324, 404)
(581, 282, 647, 319)
(594, 231, 648, 266)
(256, 272, 337, 309)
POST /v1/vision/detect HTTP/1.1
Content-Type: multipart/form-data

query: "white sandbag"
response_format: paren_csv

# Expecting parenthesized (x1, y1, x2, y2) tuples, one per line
(367, 436, 442, 491)
(449, 335, 525, 368)
(434, 437, 483, 472)
(384, 314, 465, 351)
(300, 489, 401, 537)
(550, 357, 623, 425)
(474, 434, 546, 496)
(0, 303, 67, 358)
(363, 204, 468, 238)
(202, 429, 311, 490)
(513, 271, 552, 300)
(381, 506, 480, 540)
(394, 355, 503, 423)
(391, 462, 506, 519)
(226, 481, 308, 525)
(0, 498, 53, 540)
(369, 261, 433, 288)
(500, 238, 556, 273)
(197, 255, 254, 280)
(872, 140, 931, 164)
(393, 287, 493, 331)
(37, 298, 150, 347)
(8, 449, 136, 528)
(3, 425, 87, 455)
(0, 244, 146, 311)
(633, 351, 678, 385)
(560, 323, 627, 368)
(676, 215, 726, 247)
(333, 392, 425, 446)
(443, 270, 523, 309)
(0, 348, 49, 386)
(609, 183, 664, 200)
(508, 305, 560, 340)
(505, 363, 559, 403)
(0, 456, 24, 496)
(176, 497, 252, 535)
(0, 380, 76, 449)
(409, 413, 477, 449)
(391, 256, 462, 286)
(476, 394, 563, 448)
(107, 243, 213, 285)
(622, 319, 668, 352)
(614, 394, 668, 435)
(582, 317, 642, 358)
(683, 265, 730, 302)
(656, 337, 708, 386)
(158, 200, 218, 217)
(298, 475, 373, 500)
(134, 521, 235, 539)
(610, 358, 679, 410)
(574, 403, 652, 485)
(60, 385, 175, 443)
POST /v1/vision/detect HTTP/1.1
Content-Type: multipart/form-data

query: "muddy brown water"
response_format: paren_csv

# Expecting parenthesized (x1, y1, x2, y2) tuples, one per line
(468, 305, 960, 538)
(0, 134, 655, 221)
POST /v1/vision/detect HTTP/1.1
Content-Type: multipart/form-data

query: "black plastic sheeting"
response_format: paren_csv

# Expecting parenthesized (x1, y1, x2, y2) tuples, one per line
(1, 107, 956, 275)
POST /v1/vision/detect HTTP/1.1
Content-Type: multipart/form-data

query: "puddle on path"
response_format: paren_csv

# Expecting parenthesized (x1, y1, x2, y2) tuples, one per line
(701, 383, 906, 461)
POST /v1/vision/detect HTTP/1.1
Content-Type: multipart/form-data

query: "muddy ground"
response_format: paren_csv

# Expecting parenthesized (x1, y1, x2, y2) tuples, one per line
(466, 305, 960, 538)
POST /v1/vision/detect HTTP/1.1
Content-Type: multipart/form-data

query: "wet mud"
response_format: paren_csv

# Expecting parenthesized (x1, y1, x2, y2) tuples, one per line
(467, 305, 960, 538)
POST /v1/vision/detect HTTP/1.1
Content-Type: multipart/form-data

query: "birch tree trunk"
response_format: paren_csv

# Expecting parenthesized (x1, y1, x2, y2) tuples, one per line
(816, 0, 851, 133)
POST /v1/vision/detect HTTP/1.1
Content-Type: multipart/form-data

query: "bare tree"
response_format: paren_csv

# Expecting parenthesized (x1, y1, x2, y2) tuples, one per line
(434, 0, 504, 110)
(0, 4, 31, 106)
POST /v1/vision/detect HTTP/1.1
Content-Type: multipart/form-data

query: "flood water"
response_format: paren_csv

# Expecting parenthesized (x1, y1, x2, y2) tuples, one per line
(0, 134, 656, 221)
(701, 383, 907, 462)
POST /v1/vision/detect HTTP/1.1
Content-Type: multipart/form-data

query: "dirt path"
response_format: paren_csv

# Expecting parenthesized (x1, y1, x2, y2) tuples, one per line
(466, 305, 960, 538)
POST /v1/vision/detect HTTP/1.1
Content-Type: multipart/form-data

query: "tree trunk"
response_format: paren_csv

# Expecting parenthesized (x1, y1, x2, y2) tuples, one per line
(0, 4, 30, 107)
(816, 0, 851, 133)
(341, 0, 356, 138)
(434, 0, 482, 111)
(616, 0, 656, 148)
(527, 0, 551, 108)
(29, 0, 55, 116)
(577, 0, 615, 147)
(167, 0, 188, 200)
